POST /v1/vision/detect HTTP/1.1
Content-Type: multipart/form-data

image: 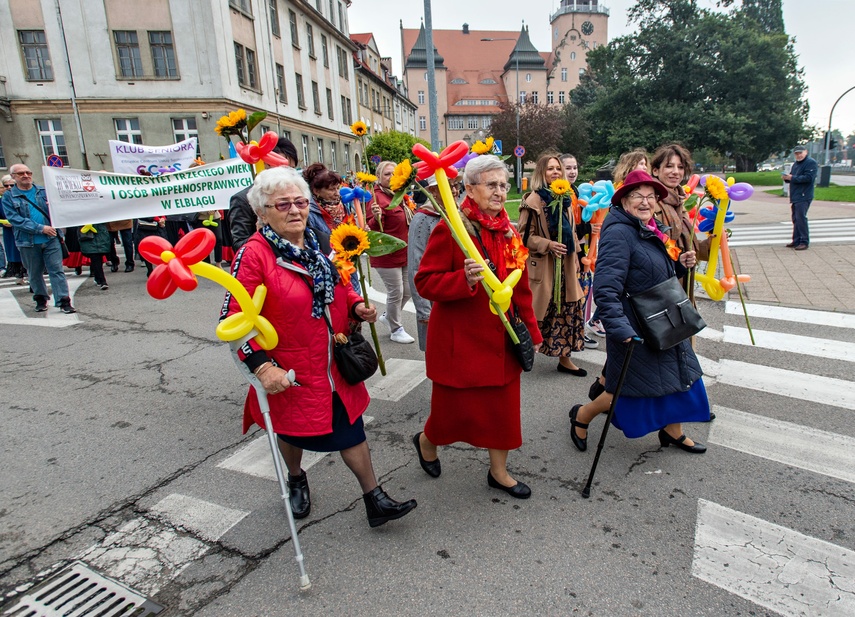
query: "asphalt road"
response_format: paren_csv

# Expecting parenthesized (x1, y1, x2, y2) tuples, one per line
(2, 267, 854, 616)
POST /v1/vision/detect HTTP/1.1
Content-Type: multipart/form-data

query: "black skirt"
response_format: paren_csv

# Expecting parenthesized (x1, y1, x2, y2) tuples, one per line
(277, 392, 366, 452)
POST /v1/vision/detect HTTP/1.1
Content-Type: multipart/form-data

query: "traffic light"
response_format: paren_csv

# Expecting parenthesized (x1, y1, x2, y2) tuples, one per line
(824, 132, 839, 150)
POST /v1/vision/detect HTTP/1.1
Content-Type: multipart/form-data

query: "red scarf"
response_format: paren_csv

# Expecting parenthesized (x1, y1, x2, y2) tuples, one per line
(460, 196, 527, 280)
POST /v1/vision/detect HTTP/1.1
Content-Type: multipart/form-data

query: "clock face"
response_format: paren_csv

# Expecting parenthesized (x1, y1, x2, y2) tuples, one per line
(581, 21, 594, 36)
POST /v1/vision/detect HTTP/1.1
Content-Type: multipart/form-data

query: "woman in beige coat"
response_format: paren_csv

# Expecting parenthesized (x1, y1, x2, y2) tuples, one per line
(518, 154, 587, 376)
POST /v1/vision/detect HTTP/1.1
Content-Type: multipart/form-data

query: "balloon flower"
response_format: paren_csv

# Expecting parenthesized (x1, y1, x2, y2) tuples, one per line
(411, 141, 524, 343)
(577, 180, 614, 273)
(139, 228, 277, 350)
(80, 224, 98, 234)
(235, 131, 292, 175)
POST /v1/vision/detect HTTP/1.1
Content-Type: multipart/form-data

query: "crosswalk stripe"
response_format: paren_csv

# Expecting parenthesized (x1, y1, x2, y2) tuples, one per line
(724, 301, 855, 329)
(147, 494, 249, 542)
(730, 236, 855, 247)
(699, 325, 855, 363)
(365, 358, 427, 401)
(0, 277, 85, 327)
(693, 499, 855, 617)
(708, 406, 855, 483)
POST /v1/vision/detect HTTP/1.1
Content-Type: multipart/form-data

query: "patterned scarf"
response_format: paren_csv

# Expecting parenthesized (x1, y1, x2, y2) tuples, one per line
(314, 193, 347, 229)
(460, 195, 527, 280)
(535, 188, 575, 253)
(262, 225, 338, 318)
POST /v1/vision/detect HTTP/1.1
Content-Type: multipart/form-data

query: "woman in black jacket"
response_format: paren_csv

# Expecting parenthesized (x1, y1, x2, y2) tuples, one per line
(568, 170, 711, 454)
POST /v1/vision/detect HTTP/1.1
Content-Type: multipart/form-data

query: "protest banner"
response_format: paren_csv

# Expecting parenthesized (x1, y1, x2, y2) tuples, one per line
(109, 137, 198, 175)
(43, 159, 253, 227)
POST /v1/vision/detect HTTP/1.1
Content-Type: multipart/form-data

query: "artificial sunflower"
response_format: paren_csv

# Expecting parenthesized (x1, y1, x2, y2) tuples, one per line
(330, 223, 370, 259)
(350, 121, 368, 137)
(705, 175, 728, 201)
(549, 178, 572, 196)
(389, 159, 416, 193)
(471, 136, 495, 155)
(356, 171, 377, 184)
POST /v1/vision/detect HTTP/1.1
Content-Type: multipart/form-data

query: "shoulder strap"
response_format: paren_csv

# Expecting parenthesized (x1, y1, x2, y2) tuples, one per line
(18, 191, 51, 223)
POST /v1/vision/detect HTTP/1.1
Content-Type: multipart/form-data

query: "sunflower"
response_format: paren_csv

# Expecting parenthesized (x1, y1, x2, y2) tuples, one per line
(330, 223, 370, 259)
(389, 159, 416, 193)
(356, 171, 377, 184)
(705, 175, 727, 201)
(214, 109, 247, 136)
(350, 121, 368, 137)
(471, 136, 495, 155)
(549, 178, 572, 196)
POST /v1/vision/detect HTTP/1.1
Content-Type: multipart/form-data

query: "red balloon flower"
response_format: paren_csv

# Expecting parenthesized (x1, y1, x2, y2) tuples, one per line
(235, 131, 292, 168)
(139, 228, 216, 299)
(413, 141, 470, 181)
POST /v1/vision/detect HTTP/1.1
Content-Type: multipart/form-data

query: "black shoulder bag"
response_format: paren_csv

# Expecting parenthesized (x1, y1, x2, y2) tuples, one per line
(627, 275, 706, 351)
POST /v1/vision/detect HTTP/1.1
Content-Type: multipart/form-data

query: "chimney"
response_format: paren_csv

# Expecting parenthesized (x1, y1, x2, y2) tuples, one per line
(462, 23, 469, 34)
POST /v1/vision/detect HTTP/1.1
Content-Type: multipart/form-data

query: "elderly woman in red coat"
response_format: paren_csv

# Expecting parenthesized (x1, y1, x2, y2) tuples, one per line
(414, 155, 542, 499)
(224, 166, 416, 528)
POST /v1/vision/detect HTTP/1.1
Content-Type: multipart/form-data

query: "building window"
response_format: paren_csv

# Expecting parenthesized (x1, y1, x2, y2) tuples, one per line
(289, 10, 299, 47)
(481, 117, 491, 130)
(418, 90, 425, 105)
(337, 46, 349, 80)
(326, 88, 334, 120)
(532, 91, 539, 104)
(321, 34, 329, 67)
(234, 43, 245, 85)
(338, 2, 345, 32)
(384, 97, 391, 119)
(276, 63, 287, 103)
(18, 30, 53, 81)
(114, 31, 143, 77)
(312, 81, 321, 114)
(330, 142, 337, 171)
(317, 138, 324, 164)
(235, 43, 257, 89)
(229, 0, 252, 15)
(269, 0, 280, 36)
(558, 91, 565, 104)
(419, 115, 426, 131)
(448, 117, 464, 130)
(306, 24, 315, 58)
(561, 67, 567, 82)
(115, 118, 143, 144)
(525, 73, 532, 83)
(328, 0, 335, 26)
(0, 136, 5, 168)
(547, 91, 554, 104)
(519, 91, 526, 104)
(343, 143, 350, 169)
(570, 51, 576, 61)
(467, 116, 478, 130)
(246, 48, 258, 88)
(295, 73, 306, 108)
(149, 31, 177, 78)
(37, 119, 69, 166)
(301, 135, 310, 164)
(172, 118, 200, 155)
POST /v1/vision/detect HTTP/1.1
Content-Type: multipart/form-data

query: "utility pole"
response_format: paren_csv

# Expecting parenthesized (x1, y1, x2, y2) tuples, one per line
(54, 0, 89, 170)
(423, 0, 440, 151)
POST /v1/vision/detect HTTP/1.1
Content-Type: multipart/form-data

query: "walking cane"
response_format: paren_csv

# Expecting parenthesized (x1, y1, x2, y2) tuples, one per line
(581, 337, 641, 499)
(230, 339, 311, 591)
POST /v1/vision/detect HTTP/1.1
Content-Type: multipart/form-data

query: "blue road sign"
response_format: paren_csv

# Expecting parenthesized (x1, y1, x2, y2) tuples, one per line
(47, 154, 64, 168)
(492, 140, 503, 155)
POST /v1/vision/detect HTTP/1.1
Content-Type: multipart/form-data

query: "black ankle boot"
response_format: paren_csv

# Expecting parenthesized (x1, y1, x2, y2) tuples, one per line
(288, 470, 311, 519)
(362, 486, 417, 528)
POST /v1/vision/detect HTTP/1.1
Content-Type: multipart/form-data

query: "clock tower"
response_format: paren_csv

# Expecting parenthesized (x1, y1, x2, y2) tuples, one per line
(548, 0, 609, 99)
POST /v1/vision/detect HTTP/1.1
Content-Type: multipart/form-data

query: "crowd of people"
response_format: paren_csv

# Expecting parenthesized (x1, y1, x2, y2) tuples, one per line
(3, 137, 724, 526)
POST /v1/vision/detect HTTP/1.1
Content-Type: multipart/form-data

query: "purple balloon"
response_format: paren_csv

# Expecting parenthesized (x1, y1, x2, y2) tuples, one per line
(727, 182, 754, 201)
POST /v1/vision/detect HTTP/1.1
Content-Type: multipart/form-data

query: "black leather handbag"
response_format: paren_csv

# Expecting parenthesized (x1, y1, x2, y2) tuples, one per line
(508, 305, 535, 372)
(331, 329, 379, 384)
(627, 276, 706, 351)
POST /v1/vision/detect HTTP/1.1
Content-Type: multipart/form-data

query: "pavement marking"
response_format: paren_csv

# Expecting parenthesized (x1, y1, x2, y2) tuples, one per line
(365, 358, 427, 401)
(729, 218, 855, 247)
(218, 415, 375, 481)
(0, 276, 85, 327)
(708, 406, 855, 484)
(693, 499, 855, 617)
(725, 301, 855, 330)
(702, 359, 855, 410)
(147, 494, 250, 542)
(365, 285, 416, 313)
(698, 325, 855, 363)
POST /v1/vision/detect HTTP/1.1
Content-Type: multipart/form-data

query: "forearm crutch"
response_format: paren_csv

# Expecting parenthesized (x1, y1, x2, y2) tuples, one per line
(581, 337, 641, 499)
(230, 339, 311, 591)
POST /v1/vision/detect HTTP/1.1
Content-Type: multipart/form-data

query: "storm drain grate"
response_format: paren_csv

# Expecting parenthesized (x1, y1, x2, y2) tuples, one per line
(2, 561, 164, 617)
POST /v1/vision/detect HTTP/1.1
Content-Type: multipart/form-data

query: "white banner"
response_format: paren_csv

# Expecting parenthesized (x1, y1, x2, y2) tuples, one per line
(109, 137, 198, 175)
(43, 160, 254, 227)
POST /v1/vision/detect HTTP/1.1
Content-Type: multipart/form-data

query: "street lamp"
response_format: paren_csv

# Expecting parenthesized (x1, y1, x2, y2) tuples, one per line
(824, 85, 855, 166)
(482, 37, 521, 192)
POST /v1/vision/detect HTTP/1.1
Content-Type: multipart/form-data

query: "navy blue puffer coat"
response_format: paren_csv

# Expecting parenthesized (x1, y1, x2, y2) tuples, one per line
(594, 206, 703, 398)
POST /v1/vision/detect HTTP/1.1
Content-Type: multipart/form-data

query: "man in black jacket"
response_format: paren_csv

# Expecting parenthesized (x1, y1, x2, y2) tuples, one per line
(782, 145, 818, 251)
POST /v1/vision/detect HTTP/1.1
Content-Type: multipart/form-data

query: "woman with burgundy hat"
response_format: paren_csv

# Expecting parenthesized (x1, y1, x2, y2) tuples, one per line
(568, 170, 711, 454)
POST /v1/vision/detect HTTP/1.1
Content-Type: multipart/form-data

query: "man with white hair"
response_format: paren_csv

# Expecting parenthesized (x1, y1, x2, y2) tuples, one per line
(2, 164, 76, 313)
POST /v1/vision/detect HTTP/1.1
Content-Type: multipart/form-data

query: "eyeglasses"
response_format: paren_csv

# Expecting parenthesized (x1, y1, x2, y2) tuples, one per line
(628, 193, 658, 204)
(477, 181, 511, 193)
(12, 171, 33, 176)
(3, 184, 14, 188)
(264, 198, 310, 211)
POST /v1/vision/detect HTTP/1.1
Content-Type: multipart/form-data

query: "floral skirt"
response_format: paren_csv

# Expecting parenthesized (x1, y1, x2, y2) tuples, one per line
(538, 298, 585, 357)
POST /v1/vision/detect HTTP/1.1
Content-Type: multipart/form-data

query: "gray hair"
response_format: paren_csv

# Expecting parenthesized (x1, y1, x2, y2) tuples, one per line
(463, 155, 508, 186)
(247, 167, 310, 217)
(375, 160, 396, 177)
(1, 174, 11, 185)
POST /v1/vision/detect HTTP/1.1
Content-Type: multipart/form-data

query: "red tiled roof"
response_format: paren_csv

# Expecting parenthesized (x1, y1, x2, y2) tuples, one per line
(350, 32, 374, 47)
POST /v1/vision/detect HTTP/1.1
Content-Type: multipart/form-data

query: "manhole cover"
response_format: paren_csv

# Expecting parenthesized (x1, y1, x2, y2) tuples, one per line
(2, 561, 164, 616)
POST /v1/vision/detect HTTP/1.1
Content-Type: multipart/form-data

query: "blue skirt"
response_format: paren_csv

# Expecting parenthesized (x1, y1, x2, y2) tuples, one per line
(611, 380, 710, 439)
(277, 392, 366, 452)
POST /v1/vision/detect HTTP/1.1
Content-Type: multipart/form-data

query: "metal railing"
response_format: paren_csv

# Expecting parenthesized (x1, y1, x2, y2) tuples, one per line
(550, 2, 610, 21)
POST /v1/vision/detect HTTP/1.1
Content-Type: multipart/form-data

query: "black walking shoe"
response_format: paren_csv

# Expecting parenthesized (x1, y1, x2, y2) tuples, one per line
(588, 378, 606, 401)
(34, 294, 49, 312)
(658, 429, 706, 453)
(124, 264, 134, 272)
(287, 470, 311, 519)
(58, 297, 77, 314)
(362, 486, 417, 527)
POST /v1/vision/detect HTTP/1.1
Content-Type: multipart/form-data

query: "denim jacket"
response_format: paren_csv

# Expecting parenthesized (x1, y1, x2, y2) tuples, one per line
(1, 184, 63, 248)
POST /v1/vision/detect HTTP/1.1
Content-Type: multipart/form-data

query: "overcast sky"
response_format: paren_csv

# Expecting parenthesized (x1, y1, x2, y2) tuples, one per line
(350, 0, 855, 138)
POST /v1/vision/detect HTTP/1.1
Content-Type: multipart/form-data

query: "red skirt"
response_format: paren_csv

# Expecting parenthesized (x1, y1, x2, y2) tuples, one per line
(425, 380, 522, 450)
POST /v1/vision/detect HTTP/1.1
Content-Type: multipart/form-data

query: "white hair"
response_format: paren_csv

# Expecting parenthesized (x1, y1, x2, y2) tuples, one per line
(462, 155, 508, 186)
(247, 167, 310, 216)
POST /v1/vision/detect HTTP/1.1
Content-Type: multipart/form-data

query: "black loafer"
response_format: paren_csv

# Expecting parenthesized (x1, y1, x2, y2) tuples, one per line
(658, 429, 706, 453)
(413, 432, 441, 477)
(569, 404, 589, 452)
(558, 364, 587, 377)
(588, 378, 606, 401)
(487, 471, 531, 499)
(287, 470, 311, 519)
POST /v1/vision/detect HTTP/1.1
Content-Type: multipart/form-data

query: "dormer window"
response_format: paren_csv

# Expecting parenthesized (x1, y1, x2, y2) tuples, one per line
(450, 78, 467, 85)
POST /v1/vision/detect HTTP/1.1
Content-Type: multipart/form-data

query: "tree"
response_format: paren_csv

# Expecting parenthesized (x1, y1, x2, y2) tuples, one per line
(364, 130, 430, 169)
(489, 102, 567, 165)
(558, 103, 591, 162)
(578, 0, 809, 170)
(719, 0, 784, 33)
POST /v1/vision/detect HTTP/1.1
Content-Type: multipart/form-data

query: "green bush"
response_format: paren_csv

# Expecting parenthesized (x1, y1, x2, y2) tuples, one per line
(364, 131, 431, 171)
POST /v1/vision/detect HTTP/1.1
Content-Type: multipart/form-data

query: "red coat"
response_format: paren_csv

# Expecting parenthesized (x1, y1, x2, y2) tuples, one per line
(227, 233, 370, 436)
(414, 221, 542, 388)
(366, 186, 408, 268)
